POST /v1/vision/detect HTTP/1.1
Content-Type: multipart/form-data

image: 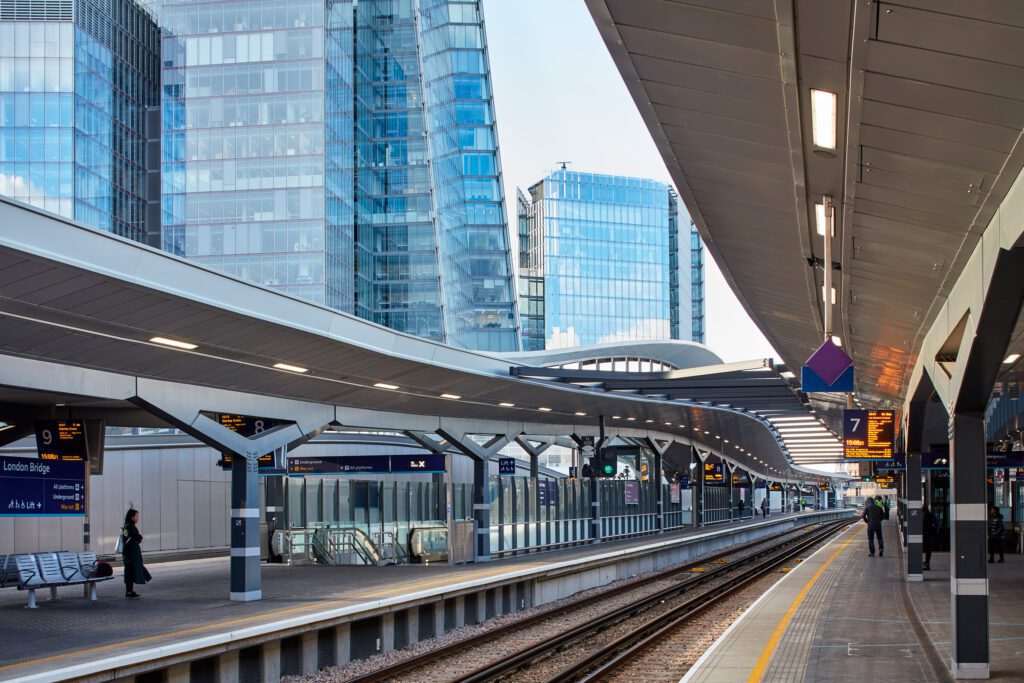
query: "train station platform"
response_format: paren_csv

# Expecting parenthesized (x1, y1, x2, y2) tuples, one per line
(684, 518, 1024, 682)
(0, 510, 850, 682)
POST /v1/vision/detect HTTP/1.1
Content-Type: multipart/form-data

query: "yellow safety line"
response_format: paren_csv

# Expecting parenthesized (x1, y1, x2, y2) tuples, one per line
(746, 530, 854, 683)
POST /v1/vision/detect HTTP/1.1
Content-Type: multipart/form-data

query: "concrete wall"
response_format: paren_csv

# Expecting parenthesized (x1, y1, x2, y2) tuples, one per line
(0, 445, 230, 555)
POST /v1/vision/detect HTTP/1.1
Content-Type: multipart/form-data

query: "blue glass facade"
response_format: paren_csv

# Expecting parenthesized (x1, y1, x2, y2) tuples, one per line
(159, 0, 517, 350)
(0, 0, 159, 241)
(690, 222, 706, 344)
(519, 170, 703, 350)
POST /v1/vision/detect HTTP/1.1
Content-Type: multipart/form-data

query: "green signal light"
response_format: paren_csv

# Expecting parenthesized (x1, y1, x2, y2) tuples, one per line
(602, 464, 614, 475)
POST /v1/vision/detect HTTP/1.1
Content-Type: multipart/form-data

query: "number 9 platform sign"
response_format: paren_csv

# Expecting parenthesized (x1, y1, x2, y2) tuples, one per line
(0, 420, 89, 516)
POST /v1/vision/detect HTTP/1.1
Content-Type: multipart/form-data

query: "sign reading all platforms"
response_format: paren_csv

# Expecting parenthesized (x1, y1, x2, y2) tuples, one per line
(703, 462, 724, 484)
(0, 455, 86, 516)
(843, 409, 895, 459)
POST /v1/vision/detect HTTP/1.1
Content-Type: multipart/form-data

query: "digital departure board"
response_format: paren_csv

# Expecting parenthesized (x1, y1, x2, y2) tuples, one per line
(704, 462, 724, 484)
(218, 452, 276, 470)
(34, 420, 88, 462)
(215, 413, 278, 438)
(843, 409, 895, 459)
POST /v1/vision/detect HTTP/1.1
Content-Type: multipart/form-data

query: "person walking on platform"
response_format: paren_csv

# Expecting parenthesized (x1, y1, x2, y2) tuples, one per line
(922, 503, 937, 571)
(988, 506, 1005, 563)
(737, 498, 745, 520)
(761, 496, 769, 518)
(121, 508, 152, 598)
(863, 496, 884, 557)
(882, 497, 891, 520)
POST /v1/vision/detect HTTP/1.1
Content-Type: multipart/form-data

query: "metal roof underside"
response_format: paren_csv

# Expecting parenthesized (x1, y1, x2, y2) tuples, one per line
(0, 198, 831, 481)
(513, 360, 844, 464)
(587, 0, 1024, 409)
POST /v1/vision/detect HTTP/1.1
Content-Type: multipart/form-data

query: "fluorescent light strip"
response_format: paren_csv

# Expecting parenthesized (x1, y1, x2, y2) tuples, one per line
(499, 402, 516, 407)
(538, 407, 552, 412)
(440, 393, 461, 400)
(149, 336, 197, 350)
(273, 362, 308, 373)
(811, 88, 837, 149)
(374, 382, 399, 390)
(1004, 353, 1021, 364)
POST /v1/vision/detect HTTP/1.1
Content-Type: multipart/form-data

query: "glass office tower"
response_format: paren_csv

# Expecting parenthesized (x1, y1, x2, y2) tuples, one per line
(159, 0, 518, 350)
(690, 223, 706, 343)
(0, 0, 160, 242)
(518, 169, 703, 351)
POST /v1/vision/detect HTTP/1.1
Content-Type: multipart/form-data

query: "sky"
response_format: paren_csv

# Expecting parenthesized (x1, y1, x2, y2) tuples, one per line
(482, 0, 780, 364)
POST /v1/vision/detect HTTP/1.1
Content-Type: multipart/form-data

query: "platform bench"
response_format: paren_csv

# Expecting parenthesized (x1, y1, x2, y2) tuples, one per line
(4, 552, 112, 608)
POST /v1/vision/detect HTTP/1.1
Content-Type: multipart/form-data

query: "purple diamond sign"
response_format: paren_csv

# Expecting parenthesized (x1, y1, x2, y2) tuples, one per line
(805, 339, 853, 385)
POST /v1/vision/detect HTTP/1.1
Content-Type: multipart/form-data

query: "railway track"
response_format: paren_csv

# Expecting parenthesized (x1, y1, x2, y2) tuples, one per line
(344, 519, 850, 683)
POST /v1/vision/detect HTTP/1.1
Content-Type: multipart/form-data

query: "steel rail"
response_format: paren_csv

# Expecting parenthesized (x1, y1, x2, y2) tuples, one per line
(346, 520, 842, 683)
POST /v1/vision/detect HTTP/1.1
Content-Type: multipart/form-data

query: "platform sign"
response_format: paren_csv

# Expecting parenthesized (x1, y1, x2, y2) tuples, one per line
(498, 457, 517, 475)
(875, 475, 895, 487)
(0, 455, 87, 516)
(34, 420, 88, 462)
(568, 466, 578, 479)
(678, 475, 690, 489)
(624, 480, 640, 505)
(391, 454, 446, 474)
(670, 482, 681, 504)
(287, 454, 445, 476)
(843, 410, 895, 459)
(703, 462, 724, 484)
(770, 483, 782, 491)
(579, 436, 596, 461)
(215, 413, 279, 438)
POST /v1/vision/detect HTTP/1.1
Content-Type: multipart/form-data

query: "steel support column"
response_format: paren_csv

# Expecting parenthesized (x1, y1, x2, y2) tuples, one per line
(950, 413, 989, 678)
(693, 447, 704, 527)
(472, 457, 490, 562)
(230, 455, 261, 601)
(906, 452, 923, 581)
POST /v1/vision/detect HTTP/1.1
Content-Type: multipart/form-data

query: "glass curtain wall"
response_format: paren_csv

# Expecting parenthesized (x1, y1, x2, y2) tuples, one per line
(418, 0, 518, 351)
(0, 0, 158, 241)
(160, 0, 336, 306)
(352, 0, 442, 340)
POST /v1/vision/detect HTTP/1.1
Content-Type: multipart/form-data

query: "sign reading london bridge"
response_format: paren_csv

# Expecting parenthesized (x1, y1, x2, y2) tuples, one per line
(0, 456, 87, 516)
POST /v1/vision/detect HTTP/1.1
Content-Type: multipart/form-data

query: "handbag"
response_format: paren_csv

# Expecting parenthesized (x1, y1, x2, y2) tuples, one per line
(113, 529, 125, 554)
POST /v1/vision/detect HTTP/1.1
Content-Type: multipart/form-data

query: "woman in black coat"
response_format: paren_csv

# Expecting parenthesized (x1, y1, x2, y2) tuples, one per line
(121, 508, 152, 598)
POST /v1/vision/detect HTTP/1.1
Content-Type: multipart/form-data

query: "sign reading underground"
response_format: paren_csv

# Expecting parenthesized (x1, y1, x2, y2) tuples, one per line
(843, 409, 895, 459)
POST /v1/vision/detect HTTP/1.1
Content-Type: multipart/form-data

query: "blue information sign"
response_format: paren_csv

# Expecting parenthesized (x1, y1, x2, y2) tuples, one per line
(678, 475, 690, 489)
(498, 457, 516, 475)
(1017, 471, 1024, 483)
(536, 480, 557, 507)
(288, 454, 446, 476)
(0, 456, 86, 516)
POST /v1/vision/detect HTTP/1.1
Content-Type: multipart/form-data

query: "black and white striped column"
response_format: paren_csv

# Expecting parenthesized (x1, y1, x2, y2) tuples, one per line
(906, 452, 923, 581)
(230, 454, 261, 601)
(949, 413, 989, 679)
(265, 474, 284, 563)
(473, 457, 490, 562)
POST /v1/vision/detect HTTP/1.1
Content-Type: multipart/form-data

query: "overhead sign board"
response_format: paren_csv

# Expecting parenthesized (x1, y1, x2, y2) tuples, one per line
(703, 462, 724, 484)
(843, 410, 895, 459)
(215, 413, 279, 438)
(34, 420, 88, 462)
(0, 455, 86, 516)
(218, 452, 278, 472)
(498, 457, 516, 475)
(287, 454, 446, 476)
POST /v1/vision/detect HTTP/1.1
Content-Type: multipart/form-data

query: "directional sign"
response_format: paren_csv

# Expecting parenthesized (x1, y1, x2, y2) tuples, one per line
(287, 454, 446, 476)
(670, 482, 681, 504)
(843, 410, 895, 459)
(34, 420, 88, 462)
(537, 480, 558, 507)
(678, 475, 690, 489)
(498, 457, 517, 475)
(0, 455, 87, 516)
(703, 462, 724, 484)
